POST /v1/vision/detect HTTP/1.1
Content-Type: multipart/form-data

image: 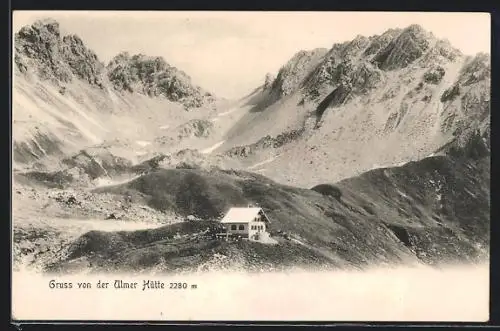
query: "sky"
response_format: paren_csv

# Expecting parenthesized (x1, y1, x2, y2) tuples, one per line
(13, 11, 491, 99)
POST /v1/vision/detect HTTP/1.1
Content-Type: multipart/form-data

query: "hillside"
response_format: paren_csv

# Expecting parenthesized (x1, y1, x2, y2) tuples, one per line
(209, 24, 490, 188)
(39, 136, 489, 273)
(13, 18, 220, 171)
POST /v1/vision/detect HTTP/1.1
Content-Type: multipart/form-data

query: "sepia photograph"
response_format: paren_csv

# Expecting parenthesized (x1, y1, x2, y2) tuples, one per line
(11, 10, 490, 322)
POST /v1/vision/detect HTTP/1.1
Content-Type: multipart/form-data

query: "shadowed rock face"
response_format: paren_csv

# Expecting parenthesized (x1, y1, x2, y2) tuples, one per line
(174, 119, 214, 139)
(269, 48, 329, 97)
(363, 28, 403, 57)
(373, 24, 433, 70)
(60, 148, 133, 180)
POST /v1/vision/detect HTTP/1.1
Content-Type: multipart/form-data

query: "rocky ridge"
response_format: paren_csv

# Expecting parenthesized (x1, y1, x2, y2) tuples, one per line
(220, 24, 490, 188)
(107, 52, 215, 109)
(14, 18, 215, 110)
(14, 18, 105, 87)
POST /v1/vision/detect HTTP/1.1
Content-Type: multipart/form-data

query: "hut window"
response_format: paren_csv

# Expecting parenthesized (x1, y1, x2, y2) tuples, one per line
(238, 225, 245, 230)
(231, 225, 237, 230)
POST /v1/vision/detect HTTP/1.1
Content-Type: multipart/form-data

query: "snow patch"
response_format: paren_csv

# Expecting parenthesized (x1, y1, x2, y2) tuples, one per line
(74, 219, 164, 232)
(32, 138, 48, 156)
(135, 140, 151, 147)
(464, 187, 477, 198)
(93, 175, 141, 188)
(248, 156, 280, 170)
(201, 140, 225, 154)
(217, 107, 240, 117)
(396, 188, 410, 199)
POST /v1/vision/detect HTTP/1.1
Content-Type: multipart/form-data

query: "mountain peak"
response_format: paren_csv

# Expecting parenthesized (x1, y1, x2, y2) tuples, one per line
(14, 19, 216, 110)
(14, 18, 105, 86)
(31, 18, 61, 35)
(106, 52, 213, 109)
(371, 24, 434, 70)
(403, 23, 426, 34)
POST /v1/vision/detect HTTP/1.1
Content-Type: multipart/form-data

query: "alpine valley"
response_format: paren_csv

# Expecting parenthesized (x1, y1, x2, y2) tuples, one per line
(12, 18, 490, 274)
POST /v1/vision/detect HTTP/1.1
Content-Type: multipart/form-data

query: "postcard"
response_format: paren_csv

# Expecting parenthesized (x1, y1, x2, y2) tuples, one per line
(11, 10, 490, 322)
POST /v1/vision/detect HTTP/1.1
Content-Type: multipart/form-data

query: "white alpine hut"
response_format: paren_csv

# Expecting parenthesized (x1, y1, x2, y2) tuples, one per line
(220, 206, 271, 241)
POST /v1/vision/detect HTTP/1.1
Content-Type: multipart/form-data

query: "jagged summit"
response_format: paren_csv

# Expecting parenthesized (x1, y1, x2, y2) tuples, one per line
(106, 52, 214, 109)
(14, 18, 216, 110)
(259, 24, 466, 104)
(404, 23, 426, 33)
(14, 18, 105, 87)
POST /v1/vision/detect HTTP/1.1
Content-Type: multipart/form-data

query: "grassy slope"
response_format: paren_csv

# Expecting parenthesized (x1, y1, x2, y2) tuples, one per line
(48, 149, 489, 273)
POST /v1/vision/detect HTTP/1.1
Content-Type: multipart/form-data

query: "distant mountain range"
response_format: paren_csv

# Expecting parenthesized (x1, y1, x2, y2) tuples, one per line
(14, 18, 215, 108)
(13, 19, 490, 188)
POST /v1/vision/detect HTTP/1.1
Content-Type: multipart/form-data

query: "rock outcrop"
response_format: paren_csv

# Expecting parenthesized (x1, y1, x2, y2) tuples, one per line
(14, 18, 105, 87)
(270, 48, 328, 97)
(106, 52, 215, 109)
(372, 24, 433, 70)
(263, 73, 275, 90)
